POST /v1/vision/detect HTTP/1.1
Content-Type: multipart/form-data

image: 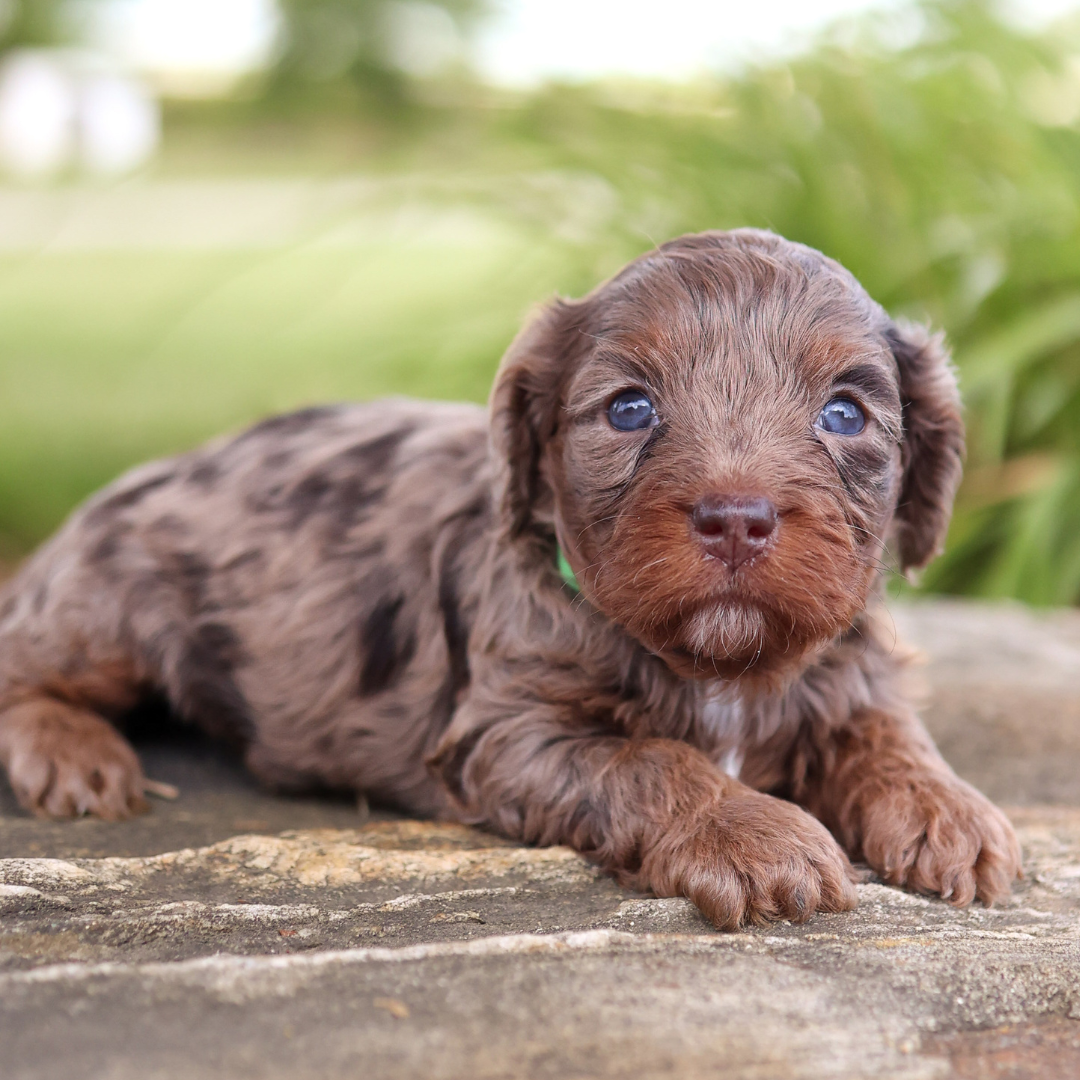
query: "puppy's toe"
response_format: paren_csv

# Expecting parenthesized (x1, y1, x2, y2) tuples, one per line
(972, 807, 1023, 905)
(7, 747, 55, 813)
(815, 848, 861, 914)
(907, 826, 979, 906)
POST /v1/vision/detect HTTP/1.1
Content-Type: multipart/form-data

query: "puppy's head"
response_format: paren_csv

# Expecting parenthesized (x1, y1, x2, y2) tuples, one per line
(491, 230, 963, 680)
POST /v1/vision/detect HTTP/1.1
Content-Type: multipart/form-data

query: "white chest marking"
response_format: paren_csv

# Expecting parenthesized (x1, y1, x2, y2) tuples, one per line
(718, 746, 745, 779)
(699, 688, 747, 780)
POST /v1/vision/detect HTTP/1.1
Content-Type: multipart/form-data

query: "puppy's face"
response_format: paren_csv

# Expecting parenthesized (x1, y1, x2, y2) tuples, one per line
(493, 231, 963, 681)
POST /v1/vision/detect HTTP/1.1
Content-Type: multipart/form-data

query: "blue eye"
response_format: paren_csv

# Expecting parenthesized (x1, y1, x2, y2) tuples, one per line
(608, 390, 656, 431)
(817, 397, 865, 436)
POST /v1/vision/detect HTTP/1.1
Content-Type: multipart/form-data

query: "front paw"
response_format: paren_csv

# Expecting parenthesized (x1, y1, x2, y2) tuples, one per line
(643, 791, 859, 930)
(856, 771, 1021, 906)
(0, 700, 148, 820)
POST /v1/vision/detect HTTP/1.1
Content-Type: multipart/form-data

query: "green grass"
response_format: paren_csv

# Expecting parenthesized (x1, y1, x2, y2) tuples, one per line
(0, 227, 590, 550)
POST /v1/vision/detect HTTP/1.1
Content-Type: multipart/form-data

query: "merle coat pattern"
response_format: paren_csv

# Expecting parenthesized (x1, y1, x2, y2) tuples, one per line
(0, 230, 1020, 928)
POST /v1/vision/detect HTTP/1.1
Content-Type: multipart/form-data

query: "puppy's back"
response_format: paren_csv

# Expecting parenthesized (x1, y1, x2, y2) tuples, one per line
(0, 398, 492, 814)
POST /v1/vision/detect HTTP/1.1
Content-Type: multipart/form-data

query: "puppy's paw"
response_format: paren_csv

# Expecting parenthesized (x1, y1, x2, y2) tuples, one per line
(857, 771, 1021, 906)
(644, 792, 859, 930)
(0, 699, 148, 820)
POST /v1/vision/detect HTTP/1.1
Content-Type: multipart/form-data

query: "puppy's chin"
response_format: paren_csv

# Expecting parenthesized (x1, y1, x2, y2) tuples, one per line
(643, 600, 823, 683)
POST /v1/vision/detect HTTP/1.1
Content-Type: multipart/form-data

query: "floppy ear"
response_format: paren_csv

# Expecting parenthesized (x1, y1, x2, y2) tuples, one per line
(489, 298, 590, 540)
(886, 320, 965, 572)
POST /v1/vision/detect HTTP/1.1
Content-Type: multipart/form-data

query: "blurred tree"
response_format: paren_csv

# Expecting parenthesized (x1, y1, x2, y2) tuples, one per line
(266, 0, 491, 110)
(0, 0, 66, 48)
(0, 1, 492, 108)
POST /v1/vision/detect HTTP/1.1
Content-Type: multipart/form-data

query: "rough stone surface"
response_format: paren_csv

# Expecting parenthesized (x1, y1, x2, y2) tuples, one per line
(2, 598, 1079, 1079)
(891, 598, 1080, 807)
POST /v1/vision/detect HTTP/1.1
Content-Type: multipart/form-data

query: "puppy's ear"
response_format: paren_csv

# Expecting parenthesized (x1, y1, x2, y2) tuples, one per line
(489, 298, 589, 539)
(886, 320, 965, 572)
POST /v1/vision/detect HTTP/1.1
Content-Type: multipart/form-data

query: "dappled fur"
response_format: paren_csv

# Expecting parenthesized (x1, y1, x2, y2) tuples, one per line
(0, 230, 1018, 926)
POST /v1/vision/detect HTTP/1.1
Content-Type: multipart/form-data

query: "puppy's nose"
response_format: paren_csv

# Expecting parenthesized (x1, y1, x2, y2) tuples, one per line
(691, 495, 777, 569)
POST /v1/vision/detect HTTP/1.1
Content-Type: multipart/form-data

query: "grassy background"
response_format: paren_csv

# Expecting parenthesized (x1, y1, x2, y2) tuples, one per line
(0, 234, 576, 549)
(6, 0, 1080, 605)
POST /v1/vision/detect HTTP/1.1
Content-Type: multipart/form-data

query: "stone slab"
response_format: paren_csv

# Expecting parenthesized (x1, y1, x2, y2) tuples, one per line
(1, 810, 1079, 1079)
(892, 599, 1080, 807)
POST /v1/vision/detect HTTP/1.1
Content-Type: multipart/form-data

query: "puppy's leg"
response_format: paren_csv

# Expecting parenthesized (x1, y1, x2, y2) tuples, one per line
(431, 703, 858, 930)
(0, 560, 150, 821)
(792, 708, 1021, 906)
(0, 605, 148, 819)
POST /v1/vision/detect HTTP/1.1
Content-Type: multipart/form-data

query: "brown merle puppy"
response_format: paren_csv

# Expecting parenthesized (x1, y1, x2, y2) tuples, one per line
(0, 229, 1020, 928)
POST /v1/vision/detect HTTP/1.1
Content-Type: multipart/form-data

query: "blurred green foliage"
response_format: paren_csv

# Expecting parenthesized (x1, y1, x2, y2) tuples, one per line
(0, 226, 577, 555)
(267, 0, 489, 110)
(4, 0, 1080, 607)
(0, 0, 64, 47)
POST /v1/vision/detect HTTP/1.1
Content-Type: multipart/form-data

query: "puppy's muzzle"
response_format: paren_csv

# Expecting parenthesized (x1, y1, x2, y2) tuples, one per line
(690, 494, 777, 570)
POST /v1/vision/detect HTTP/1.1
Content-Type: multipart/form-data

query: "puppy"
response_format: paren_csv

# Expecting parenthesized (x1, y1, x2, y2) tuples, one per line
(0, 229, 1021, 928)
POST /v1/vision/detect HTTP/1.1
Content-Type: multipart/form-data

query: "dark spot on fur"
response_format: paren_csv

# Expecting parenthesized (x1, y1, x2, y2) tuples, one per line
(150, 514, 188, 537)
(353, 539, 386, 560)
(174, 621, 253, 745)
(838, 614, 869, 647)
(833, 441, 893, 512)
(0, 595, 15, 621)
(285, 472, 335, 525)
(163, 551, 213, 614)
(263, 449, 295, 470)
(222, 549, 262, 572)
(597, 422, 669, 508)
(340, 428, 413, 473)
(31, 583, 48, 614)
(432, 499, 485, 724)
(197, 622, 245, 665)
(616, 837, 643, 876)
(359, 594, 416, 697)
(89, 530, 124, 563)
(87, 529, 138, 583)
(438, 570, 469, 693)
(90, 473, 174, 521)
(432, 727, 484, 804)
(241, 405, 343, 441)
(88, 769, 105, 795)
(176, 551, 211, 592)
(189, 459, 222, 487)
(272, 428, 413, 532)
(633, 422, 668, 473)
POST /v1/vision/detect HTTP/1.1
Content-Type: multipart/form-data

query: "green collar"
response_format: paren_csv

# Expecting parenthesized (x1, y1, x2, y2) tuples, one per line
(556, 546, 580, 592)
